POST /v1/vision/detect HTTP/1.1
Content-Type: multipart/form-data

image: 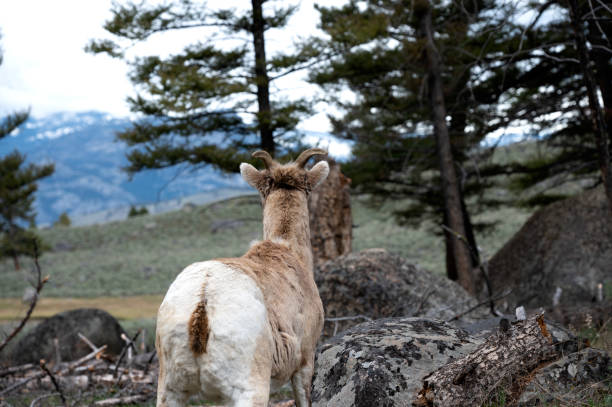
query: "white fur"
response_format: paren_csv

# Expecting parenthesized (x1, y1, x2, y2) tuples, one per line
(157, 261, 268, 406)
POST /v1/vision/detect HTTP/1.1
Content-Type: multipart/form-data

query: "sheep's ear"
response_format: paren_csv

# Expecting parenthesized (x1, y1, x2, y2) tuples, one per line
(307, 161, 329, 189)
(240, 163, 263, 189)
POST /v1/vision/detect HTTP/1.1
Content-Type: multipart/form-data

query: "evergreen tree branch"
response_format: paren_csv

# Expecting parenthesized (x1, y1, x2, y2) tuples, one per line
(0, 110, 30, 139)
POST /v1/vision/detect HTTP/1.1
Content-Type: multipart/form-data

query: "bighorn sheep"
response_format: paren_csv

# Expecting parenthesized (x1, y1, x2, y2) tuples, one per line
(156, 148, 329, 407)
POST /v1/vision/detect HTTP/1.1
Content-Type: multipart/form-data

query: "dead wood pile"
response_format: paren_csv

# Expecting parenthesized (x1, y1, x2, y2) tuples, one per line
(0, 333, 157, 406)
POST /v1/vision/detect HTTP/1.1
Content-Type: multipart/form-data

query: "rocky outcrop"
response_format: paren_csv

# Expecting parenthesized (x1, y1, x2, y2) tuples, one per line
(12, 308, 126, 364)
(313, 317, 611, 407)
(488, 186, 612, 311)
(312, 317, 482, 407)
(316, 249, 488, 337)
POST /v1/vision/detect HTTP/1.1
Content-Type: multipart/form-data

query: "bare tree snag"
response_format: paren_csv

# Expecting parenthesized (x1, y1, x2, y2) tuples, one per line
(308, 156, 352, 268)
(413, 314, 561, 406)
(416, 0, 476, 295)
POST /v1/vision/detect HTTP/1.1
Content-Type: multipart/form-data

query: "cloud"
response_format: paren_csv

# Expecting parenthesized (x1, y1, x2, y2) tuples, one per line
(0, 0, 133, 117)
(0, 0, 345, 131)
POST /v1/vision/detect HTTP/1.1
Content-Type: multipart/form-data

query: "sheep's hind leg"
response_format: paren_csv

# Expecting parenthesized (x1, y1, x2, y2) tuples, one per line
(157, 388, 190, 407)
(291, 361, 314, 407)
(231, 382, 270, 407)
(230, 362, 271, 407)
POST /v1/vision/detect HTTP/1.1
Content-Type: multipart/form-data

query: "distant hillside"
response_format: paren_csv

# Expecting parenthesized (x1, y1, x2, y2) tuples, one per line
(1, 111, 252, 225)
(0, 191, 533, 299)
(1, 111, 352, 226)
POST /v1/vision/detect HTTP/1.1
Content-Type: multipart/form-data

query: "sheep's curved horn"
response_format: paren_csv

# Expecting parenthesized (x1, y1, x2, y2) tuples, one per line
(252, 150, 278, 169)
(295, 148, 327, 168)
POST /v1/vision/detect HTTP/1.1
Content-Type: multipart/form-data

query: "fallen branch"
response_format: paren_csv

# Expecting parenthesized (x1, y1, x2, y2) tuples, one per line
(67, 344, 108, 371)
(77, 332, 98, 352)
(446, 289, 513, 322)
(0, 370, 46, 397)
(0, 345, 108, 396)
(29, 392, 60, 407)
(113, 330, 140, 378)
(39, 359, 68, 407)
(92, 394, 150, 406)
(414, 314, 562, 406)
(0, 362, 36, 377)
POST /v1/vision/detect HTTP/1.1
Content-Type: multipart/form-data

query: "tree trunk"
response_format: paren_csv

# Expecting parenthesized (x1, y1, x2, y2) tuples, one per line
(568, 0, 612, 214)
(417, 2, 476, 295)
(12, 254, 20, 271)
(414, 314, 561, 407)
(308, 157, 352, 269)
(586, 5, 612, 145)
(250, 0, 275, 154)
(444, 192, 480, 281)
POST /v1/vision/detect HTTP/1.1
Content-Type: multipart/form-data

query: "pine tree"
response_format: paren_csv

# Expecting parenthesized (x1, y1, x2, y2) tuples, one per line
(308, 0, 515, 292)
(87, 0, 317, 174)
(0, 34, 54, 270)
(478, 0, 612, 208)
(0, 129, 54, 269)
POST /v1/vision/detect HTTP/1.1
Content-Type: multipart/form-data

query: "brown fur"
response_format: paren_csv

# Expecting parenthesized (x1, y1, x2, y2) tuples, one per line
(218, 239, 324, 382)
(188, 301, 209, 355)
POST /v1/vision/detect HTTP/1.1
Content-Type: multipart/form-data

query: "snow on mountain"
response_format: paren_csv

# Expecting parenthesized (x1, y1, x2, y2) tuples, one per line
(1, 111, 250, 226)
(2, 111, 352, 226)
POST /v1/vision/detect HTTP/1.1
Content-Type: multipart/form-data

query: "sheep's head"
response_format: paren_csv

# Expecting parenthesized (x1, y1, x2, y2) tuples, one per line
(240, 148, 329, 198)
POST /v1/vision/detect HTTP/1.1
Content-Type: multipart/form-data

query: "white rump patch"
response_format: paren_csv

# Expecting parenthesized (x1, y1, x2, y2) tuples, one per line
(157, 261, 269, 403)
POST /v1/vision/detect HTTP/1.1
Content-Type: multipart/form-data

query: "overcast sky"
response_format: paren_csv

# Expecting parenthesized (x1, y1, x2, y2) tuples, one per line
(0, 0, 345, 132)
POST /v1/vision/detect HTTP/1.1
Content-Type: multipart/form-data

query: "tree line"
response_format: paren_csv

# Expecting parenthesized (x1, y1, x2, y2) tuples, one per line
(2, 0, 610, 296)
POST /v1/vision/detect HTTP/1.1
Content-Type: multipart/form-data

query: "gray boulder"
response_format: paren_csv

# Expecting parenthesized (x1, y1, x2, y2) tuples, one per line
(12, 308, 126, 364)
(488, 186, 612, 311)
(316, 249, 489, 337)
(312, 317, 483, 407)
(313, 317, 611, 407)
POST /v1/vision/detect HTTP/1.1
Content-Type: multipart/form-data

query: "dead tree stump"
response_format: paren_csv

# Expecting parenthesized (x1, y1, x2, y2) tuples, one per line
(308, 156, 352, 268)
(413, 314, 561, 406)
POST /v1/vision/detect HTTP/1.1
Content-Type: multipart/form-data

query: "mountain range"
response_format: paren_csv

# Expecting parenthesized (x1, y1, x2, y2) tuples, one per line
(1, 111, 257, 226)
(2, 111, 351, 226)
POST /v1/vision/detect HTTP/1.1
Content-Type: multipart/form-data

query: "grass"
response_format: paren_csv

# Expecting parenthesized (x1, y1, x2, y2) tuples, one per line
(0, 193, 530, 301)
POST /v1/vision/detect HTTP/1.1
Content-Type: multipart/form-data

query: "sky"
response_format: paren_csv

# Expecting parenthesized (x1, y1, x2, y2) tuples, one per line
(0, 0, 346, 133)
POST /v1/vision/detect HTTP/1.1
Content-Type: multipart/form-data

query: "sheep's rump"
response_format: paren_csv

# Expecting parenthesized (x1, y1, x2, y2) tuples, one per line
(156, 261, 268, 399)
